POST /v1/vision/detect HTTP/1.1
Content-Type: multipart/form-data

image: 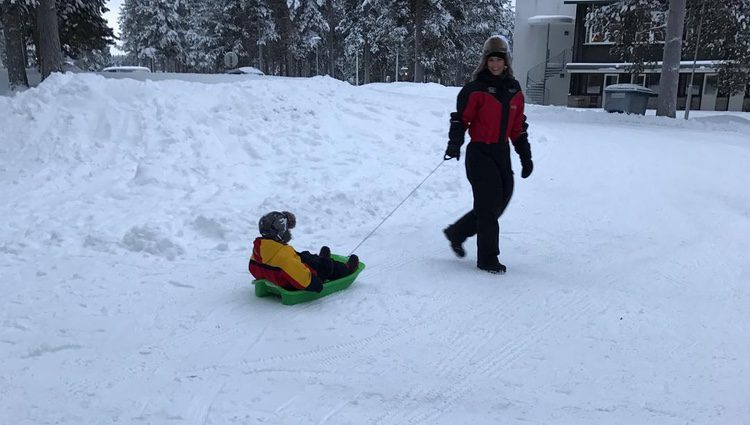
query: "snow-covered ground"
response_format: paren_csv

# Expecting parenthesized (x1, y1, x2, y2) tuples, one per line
(1, 73, 748, 425)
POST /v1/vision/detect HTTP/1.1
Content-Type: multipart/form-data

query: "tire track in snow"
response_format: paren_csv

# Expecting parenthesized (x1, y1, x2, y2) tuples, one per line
(371, 290, 596, 425)
(241, 288, 455, 370)
(238, 255, 460, 370)
(369, 287, 529, 425)
(404, 292, 597, 425)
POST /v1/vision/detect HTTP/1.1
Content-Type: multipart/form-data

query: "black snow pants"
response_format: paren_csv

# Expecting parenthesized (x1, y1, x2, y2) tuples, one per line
(446, 142, 514, 265)
(298, 251, 351, 282)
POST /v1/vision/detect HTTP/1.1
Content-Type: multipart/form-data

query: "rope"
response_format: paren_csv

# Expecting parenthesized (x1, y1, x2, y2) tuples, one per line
(348, 159, 446, 255)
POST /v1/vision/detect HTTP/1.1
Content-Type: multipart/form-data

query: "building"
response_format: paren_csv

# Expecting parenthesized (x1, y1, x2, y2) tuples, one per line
(513, 0, 576, 107)
(514, 0, 750, 111)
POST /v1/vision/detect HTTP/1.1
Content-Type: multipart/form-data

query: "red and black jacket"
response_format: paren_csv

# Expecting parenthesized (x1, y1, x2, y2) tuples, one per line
(448, 71, 531, 162)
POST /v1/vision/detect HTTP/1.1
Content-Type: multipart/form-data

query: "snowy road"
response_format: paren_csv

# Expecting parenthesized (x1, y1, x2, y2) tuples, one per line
(1, 74, 748, 424)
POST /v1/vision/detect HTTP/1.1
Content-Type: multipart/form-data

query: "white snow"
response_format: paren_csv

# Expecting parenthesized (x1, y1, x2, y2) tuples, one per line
(1, 72, 748, 425)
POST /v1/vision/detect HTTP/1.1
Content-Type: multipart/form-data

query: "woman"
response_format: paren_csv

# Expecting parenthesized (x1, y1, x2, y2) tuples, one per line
(443, 35, 533, 274)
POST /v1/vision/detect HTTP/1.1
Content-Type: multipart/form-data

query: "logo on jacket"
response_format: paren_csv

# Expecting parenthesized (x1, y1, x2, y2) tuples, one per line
(509, 88, 518, 94)
(488, 87, 496, 94)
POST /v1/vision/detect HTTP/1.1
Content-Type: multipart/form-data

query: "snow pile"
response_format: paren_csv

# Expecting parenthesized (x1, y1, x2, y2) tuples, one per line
(0, 73, 463, 259)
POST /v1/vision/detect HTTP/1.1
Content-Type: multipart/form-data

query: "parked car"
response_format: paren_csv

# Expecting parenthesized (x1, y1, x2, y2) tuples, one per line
(101, 66, 151, 73)
(62, 59, 83, 73)
(225, 66, 264, 76)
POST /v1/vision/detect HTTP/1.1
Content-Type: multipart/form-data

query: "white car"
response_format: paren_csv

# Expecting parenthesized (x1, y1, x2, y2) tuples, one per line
(101, 66, 151, 73)
(225, 66, 264, 76)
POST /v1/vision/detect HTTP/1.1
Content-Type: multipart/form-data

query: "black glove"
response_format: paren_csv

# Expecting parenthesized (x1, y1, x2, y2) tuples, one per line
(446, 111, 465, 161)
(513, 127, 533, 179)
(444, 143, 460, 161)
(521, 159, 533, 179)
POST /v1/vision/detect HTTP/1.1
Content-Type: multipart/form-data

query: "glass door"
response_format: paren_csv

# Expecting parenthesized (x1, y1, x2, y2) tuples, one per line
(701, 74, 718, 110)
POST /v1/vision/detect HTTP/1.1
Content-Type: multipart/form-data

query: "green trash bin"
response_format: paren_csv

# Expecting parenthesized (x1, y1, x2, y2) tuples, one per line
(604, 84, 657, 115)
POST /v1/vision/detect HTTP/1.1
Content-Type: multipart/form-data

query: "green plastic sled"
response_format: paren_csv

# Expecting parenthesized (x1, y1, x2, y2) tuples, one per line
(252, 254, 365, 305)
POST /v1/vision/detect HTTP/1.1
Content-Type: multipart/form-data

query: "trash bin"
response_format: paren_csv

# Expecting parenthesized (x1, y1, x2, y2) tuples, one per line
(603, 84, 657, 114)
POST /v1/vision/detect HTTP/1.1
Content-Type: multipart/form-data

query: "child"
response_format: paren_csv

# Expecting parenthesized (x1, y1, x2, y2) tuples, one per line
(248, 211, 359, 293)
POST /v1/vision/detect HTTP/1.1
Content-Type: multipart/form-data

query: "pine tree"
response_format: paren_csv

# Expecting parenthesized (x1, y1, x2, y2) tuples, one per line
(56, 0, 114, 70)
(417, 0, 456, 83)
(291, 0, 327, 76)
(119, 0, 150, 66)
(684, 0, 750, 95)
(318, 0, 347, 77)
(191, 0, 276, 73)
(440, 0, 513, 85)
(0, 1, 29, 89)
(340, 0, 403, 83)
(588, 0, 669, 77)
(1, 0, 65, 79)
(656, 0, 686, 117)
(36, 0, 64, 78)
(121, 0, 196, 71)
(57, 0, 115, 61)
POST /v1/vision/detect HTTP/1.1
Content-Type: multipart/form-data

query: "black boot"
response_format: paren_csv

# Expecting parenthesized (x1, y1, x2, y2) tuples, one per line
(443, 228, 466, 258)
(346, 254, 359, 272)
(477, 260, 506, 274)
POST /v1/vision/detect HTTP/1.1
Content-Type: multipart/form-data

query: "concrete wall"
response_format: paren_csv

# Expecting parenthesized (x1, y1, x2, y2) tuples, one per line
(514, 0, 576, 106)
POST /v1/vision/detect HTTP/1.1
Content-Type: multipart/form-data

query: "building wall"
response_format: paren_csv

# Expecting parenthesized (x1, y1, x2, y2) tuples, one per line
(566, 2, 749, 111)
(514, 0, 576, 106)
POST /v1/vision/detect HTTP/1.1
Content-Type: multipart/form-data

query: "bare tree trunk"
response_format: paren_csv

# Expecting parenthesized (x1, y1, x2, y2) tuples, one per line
(657, 0, 687, 117)
(363, 40, 370, 84)
(413, 0, 424, 82)
(324, 1, 336, 77)
(0, 3, 29, 90)
(36, 0, 63, 80)
(271, 0, 295, 76)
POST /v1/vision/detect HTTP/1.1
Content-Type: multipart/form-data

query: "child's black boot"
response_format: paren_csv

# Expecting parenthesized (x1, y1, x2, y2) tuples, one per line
(346, 254, 359, 272)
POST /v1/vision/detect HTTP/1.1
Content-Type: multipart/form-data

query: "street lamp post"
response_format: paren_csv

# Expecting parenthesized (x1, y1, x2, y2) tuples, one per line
(395, 50, 399, 82)
(310, 36, 321, 75)
(257, 40, 264, 72)
(685, 0, 705, 120)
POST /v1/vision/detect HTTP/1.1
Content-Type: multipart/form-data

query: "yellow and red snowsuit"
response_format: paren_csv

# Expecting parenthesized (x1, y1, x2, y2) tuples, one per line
(248, 238, 323, 292)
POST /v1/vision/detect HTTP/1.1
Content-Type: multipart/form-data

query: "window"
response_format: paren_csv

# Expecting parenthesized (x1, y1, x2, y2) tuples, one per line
(631, 11, 666, 44)
(679, 73, 703, 96)
(587, 74, 604, 94)
(647, 74, 661, 93)
(678, 74, 688, 96)
(604, 74, 619, 88)
(631, 74, 647, 87)
(585, 6, 613, 44)
(648, 11, 666, 43)
(649, 28, 665, 43)
(704, 74, 718, 96)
